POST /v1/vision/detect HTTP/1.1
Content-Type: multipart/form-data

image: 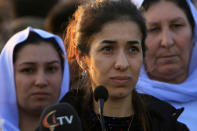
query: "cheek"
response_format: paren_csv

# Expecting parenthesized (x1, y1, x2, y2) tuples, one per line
(15, 75, 35, 106)
(145, 36, 158, 54)
(131, 59, 142, 78)
(52, 86, 61, 101)
(179, 41, 193, 64)
(15, 83, 27, 105)
(176, 29, 193, 55)
(50, 74, 62, 94)
(15, 76, 28, 99)
(88, 59, 109, 85)
(179, 33, 193, 50)
(176, 26, 193, 51)
(144, 36, 159, 65)
(53, 75, 62, 86)
(88, 64, 101, 83)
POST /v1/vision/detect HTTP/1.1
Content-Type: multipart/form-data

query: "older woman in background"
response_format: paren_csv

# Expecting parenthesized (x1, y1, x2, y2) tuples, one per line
(136, 0, 197, 130)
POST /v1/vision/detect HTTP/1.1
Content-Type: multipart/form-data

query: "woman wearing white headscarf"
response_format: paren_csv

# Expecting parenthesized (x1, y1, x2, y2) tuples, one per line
(136, 0, 197, 130)
(0, 27, 69, 131)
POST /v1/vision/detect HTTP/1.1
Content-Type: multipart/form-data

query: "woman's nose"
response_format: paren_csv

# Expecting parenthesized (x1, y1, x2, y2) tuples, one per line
(114, 52, 129, 71)
(160, 28, 174, 48)
(35, 71, 48, 88)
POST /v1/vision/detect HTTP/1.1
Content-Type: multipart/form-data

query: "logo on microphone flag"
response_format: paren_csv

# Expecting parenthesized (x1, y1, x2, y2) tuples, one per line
(42, 110, 73, 131)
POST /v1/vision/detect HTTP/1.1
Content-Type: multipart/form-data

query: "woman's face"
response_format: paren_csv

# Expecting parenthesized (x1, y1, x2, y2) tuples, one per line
(143, 1, 193, 83)
(14, 43, 63, 114)
(82, 20, 143, 99)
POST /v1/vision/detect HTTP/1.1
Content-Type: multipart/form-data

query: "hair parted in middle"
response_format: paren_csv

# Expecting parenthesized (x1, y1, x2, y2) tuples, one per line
(65, 0, 147, 88)
(64, 0, 149, 131)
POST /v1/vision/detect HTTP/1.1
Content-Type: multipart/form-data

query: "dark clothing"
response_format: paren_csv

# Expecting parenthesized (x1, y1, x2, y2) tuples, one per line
(60, 89, 189, 131)
(87, 113, 143, 131)
(142, 94, 188, 131)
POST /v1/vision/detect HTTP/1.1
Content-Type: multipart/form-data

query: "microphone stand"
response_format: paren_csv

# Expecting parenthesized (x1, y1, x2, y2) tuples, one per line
(98, 99, 106, 131)
(93, 85, 108, 131)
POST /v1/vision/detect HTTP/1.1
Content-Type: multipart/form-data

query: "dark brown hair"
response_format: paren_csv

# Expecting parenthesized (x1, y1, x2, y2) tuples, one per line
(65, 0, 149, 130)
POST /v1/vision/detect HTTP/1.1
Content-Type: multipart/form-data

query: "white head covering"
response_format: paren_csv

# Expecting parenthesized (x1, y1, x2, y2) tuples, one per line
(0, 118, 4, 128)
(130, 0, 144, 8)
(136, 0, 197, 103)
(0, 27, 70, 131)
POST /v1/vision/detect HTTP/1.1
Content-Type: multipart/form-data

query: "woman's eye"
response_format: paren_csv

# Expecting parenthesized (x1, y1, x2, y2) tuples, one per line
(171, 24, 183, 29)
(47, 66, 59, 73)
(21, 68, 34, 74)
(129, 46, 139, 53)
(102, 46, 113, 54)
(148, 27, 160, 33)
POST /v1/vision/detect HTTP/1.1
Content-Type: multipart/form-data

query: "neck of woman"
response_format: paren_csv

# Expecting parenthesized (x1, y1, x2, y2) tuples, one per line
(93, 95, 134, 117)
(18, 108, 41, 131)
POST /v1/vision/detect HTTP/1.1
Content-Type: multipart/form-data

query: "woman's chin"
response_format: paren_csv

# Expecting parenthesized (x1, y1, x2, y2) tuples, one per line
(109, 90, 132, 100)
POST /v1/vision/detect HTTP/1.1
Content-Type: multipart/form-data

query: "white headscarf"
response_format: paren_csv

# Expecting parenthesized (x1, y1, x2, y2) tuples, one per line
(130, 0, 144, 8)
(136, 0, 197, 103)
(0, 27, 70, 131)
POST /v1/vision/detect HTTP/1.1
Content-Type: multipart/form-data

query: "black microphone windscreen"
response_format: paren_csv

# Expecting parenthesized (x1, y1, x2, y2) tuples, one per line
(94, 85, 109, 102)
(35, 103, 82, 131)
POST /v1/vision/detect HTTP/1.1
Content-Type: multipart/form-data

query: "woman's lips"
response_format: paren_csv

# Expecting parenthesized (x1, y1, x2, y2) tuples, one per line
(157, 55, 178, 62)
(110, 76, 130, 85)
(159, 55, 177, 58)
(31, 92, 50, 99)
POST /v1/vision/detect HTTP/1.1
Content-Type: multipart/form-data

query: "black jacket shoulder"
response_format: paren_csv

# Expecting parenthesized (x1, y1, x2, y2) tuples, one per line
(141, 94, 189, 131)
(61, 90, 189, 131)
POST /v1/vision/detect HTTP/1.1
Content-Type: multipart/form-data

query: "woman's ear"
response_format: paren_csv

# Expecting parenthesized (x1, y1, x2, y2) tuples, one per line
(75, 49, 88, 70)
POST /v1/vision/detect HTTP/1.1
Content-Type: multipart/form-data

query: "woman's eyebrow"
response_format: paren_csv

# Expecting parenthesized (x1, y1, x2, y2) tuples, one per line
(127, 40, 140, 45)
(170, 17, 185, 23)
(17, 61, 60, 66)
(47, 61, 61, 65)
(101, 40, 140, 45)
(101, 40, 117, 44)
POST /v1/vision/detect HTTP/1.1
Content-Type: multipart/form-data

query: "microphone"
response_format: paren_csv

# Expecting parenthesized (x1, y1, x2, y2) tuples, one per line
(35, 103, 82, 131)
(93, 85, 109, 131)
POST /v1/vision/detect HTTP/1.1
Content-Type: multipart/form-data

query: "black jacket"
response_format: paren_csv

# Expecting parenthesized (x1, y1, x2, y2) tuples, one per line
(60, 89, 189, 131)
(141, 94, 188, 131)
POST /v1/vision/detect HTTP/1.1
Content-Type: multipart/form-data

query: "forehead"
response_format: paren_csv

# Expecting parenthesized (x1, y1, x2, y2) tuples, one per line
(15, 43, 60, 63)
(92, 20, 142, 41)
(143, 1, 187, 23)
